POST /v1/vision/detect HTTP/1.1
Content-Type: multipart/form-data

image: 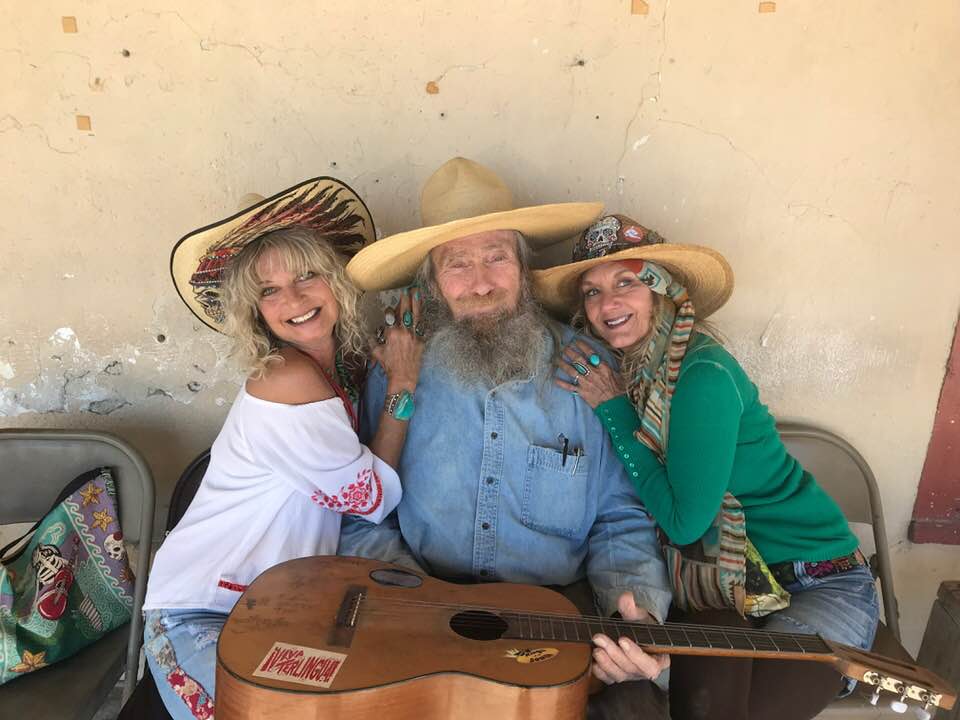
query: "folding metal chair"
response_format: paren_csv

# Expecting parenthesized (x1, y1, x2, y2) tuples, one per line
(777, 422, 912, 717)
(0, 429, 155, 719)
(116, 448, 210, 720)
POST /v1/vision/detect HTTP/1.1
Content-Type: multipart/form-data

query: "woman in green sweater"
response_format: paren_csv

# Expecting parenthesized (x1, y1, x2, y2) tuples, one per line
(533, 215, 879, 720)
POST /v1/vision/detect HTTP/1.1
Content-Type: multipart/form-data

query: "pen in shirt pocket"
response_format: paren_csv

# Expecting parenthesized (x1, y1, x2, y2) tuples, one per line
(558, 434, 584, 472)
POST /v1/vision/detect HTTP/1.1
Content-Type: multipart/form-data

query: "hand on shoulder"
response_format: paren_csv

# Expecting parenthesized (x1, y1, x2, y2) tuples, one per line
(555, 338, 625, 409)
(245, 347, 334, 405)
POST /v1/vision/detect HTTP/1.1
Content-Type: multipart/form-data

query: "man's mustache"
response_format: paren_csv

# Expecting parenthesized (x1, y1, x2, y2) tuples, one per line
(456, 291, 511, 312)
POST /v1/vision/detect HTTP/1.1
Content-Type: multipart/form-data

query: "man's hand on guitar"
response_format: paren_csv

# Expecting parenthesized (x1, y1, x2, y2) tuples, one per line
(591, 591, 670, 685)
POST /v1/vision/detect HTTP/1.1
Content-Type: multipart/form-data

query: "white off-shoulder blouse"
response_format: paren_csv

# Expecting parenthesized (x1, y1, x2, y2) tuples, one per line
(143, 386, 401, 613)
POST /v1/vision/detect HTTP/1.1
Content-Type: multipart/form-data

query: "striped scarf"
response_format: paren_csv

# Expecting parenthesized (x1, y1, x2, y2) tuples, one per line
(619, 262, 790, 616)
(621, 261, 696, 460)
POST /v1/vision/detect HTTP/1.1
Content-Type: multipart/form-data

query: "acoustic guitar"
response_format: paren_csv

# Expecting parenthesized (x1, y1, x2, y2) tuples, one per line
(216, 556, 955, 720)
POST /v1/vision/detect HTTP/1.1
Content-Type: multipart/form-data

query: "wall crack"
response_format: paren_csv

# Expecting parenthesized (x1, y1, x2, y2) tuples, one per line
(0, 115, 79, 155)
(656, 118, 776, 191)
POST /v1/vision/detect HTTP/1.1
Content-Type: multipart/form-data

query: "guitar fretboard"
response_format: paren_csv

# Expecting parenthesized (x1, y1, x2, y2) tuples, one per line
(498, 611, 832, 656)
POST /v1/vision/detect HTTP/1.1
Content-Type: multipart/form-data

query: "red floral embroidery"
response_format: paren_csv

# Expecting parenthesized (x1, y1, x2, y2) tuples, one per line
(217, 579, 248, 593)
(311, 468, 383, 516)
(166, 667, 215, 719)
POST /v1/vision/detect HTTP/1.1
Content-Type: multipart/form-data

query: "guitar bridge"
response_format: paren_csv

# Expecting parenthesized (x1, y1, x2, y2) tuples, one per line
(328, 584, 365, 648)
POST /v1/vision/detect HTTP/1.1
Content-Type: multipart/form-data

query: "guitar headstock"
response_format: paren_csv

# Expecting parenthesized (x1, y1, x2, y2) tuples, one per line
(826, 640, 956, 717)
(860, 669, 949, 718)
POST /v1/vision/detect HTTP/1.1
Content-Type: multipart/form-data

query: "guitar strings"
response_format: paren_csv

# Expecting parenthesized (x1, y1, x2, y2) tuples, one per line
(355, 609, 826, 654)
(359, 594, 816, 638)
(357, 606, 823, 645)
(356, 597, 830, 652)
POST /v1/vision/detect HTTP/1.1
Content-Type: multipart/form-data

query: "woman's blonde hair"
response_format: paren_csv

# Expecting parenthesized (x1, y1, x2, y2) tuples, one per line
(221, 226, 366, 376)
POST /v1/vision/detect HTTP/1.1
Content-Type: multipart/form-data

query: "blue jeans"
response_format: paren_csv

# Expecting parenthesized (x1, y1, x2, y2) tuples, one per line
(762, 563, 880, 695)
(143, 608, 228, 720)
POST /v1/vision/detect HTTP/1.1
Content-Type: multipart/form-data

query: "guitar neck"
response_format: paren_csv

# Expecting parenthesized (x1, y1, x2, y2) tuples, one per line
(490, 608, 954, 709)
(498, 610, 833, 661)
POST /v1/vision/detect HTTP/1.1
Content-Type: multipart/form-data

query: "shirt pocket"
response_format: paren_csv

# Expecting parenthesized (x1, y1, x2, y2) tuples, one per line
(521, 444, 589, 539)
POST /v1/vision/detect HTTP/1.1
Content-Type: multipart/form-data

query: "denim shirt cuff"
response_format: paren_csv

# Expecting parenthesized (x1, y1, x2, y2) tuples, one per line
(594, 586, 671, 626)
(653, 666, 670, 691)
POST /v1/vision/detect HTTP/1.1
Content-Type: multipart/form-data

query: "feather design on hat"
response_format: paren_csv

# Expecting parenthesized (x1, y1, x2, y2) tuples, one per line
(188, 180, 371, 325)
(211, 182, 369, 253)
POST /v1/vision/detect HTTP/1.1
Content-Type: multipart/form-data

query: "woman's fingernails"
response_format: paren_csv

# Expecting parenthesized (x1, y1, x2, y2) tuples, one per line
(414, 290, 420, 301)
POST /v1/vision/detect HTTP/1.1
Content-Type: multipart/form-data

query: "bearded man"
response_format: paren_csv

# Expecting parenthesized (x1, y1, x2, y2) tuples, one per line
(341, 158, 672, 719)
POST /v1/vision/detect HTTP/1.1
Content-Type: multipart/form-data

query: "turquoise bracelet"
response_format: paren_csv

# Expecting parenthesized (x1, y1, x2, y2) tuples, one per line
(385, 389, 415, 421)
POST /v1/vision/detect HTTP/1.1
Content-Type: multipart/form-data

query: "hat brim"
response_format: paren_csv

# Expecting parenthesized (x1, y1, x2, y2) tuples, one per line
(346, 202, 604, 291)
(171, 176, 375, 332)
(532, 244, 734, 319)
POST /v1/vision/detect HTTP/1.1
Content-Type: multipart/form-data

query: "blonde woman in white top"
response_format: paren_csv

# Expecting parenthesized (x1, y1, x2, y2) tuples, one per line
(144, 178, 422, 720)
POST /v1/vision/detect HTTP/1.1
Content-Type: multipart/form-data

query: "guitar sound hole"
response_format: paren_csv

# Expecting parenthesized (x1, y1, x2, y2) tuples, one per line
(450, 610, 508, 641)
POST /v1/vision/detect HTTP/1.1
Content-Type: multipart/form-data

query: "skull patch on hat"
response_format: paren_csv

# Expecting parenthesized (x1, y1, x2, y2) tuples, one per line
(574, 214, 664, 263)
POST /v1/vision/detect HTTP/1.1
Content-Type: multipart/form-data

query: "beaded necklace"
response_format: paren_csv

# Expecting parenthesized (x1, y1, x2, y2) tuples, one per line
(318, 361, 359, 433)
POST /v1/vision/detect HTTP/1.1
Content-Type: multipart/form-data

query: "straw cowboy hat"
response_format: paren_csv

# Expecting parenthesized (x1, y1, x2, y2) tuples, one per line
(345, 157, 604, 291)
(533, 214, 734, 318)
(170, 176, 375, 332)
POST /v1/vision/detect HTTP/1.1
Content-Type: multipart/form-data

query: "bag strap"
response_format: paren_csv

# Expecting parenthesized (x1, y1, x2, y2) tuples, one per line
(0, 466, 112, 563)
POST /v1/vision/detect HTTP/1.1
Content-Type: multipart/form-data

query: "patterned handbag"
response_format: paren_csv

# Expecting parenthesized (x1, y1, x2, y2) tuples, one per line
(661, 492, 791, 618)
(0, 467, 135, 685)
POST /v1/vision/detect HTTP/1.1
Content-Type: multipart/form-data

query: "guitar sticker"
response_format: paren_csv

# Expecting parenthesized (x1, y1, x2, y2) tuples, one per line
(505, 648, 560, 664)
(253, 642, 347, 688)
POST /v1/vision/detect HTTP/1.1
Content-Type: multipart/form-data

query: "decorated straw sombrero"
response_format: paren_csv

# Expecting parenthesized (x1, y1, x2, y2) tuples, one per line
(346, 157, 603, 291)
(533, 214, 734, 318)
(171, 177, 375, 332)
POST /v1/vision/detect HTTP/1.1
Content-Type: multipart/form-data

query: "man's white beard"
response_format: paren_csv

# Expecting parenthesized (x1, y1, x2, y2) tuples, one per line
(424, 293, 551, 388)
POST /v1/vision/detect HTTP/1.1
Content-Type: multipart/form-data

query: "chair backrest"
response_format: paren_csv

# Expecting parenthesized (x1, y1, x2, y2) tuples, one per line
(776, 421, 900, 639)
(0, 429, 155, 702)
(114, 449, 209, 720)
(167, 449, 210, 532)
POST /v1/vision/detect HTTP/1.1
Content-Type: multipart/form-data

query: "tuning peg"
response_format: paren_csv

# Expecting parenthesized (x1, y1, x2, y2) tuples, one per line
(889, 692, 909, 714)
(869, 686, 881, 706)
(913, 701, 933, 720)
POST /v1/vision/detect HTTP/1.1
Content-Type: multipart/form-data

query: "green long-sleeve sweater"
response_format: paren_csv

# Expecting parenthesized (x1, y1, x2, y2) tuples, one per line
(596, 334, 857, 565)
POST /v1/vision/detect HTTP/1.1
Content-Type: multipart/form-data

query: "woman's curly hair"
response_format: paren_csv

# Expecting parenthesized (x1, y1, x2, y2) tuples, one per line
(221, 226, 366, 377)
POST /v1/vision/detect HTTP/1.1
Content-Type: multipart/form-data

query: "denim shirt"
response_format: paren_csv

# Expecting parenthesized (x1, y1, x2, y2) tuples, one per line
(340, 324, 672, 620)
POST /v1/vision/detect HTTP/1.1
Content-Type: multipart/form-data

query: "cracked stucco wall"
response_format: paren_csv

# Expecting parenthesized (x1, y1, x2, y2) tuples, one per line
(2, 1, 958, 653)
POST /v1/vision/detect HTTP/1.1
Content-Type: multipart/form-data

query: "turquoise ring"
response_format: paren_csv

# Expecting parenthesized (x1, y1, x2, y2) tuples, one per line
(589, 353, 602, 367)
(572, 362, 590, 376)
(402, 310, 414, 328)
